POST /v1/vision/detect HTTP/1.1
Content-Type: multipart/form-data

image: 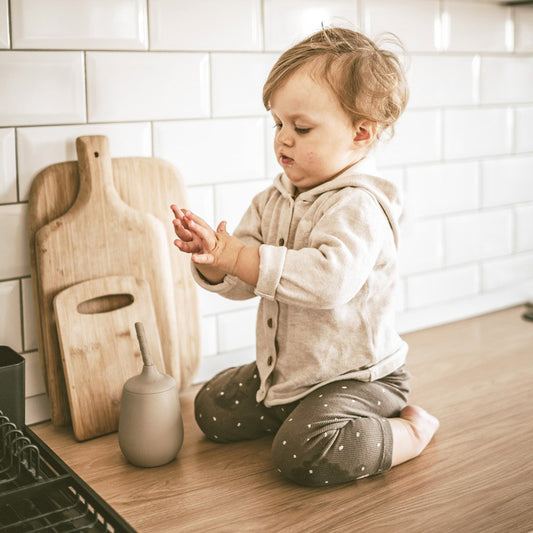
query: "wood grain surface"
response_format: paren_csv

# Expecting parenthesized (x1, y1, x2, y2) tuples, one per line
(54, 276, 165, 441)
(32, 306, 533, 533)
(28, 136, 200, 426)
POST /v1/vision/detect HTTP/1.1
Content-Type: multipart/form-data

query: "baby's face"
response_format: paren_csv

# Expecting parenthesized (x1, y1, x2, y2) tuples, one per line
(270, 66, 365, 192)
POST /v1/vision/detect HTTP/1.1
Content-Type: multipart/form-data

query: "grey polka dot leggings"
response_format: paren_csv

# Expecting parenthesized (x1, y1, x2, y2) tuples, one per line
(195, 362, 411, 487)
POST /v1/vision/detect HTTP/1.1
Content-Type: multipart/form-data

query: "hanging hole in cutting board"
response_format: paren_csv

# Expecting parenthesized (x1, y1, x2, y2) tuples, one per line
(77, 293, 134, 315)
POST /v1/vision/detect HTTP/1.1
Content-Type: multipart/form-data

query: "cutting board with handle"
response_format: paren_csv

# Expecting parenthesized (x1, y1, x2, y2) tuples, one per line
(31, 136, 196, 426)
(54, 275, 164, 441)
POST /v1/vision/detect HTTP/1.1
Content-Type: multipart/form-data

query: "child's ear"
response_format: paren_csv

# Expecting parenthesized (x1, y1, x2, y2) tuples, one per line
(353, 120, 377, 146)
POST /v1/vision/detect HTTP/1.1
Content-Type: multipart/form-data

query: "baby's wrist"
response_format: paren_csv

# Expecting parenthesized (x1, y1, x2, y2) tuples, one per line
(213, 231, 259, 286)
(230, 245, 260, 287)
(222, 236, 246, 276)
(229, 245, 244, 276)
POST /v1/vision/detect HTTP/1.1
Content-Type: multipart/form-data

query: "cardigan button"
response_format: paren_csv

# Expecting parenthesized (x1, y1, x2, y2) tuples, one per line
(267, 356, 274, 366)
(278, 238, 285, 246)
(267, 318, 273, 328)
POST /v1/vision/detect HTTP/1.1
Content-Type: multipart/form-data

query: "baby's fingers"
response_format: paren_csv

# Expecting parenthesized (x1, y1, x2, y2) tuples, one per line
(172, 217, 194, 241)
(191, 252, 215, 265)
(183, 215, 216, 249)
(173, 238, 203, 254)
(170, 204, 187, 224)
(182, 209, 212, 231)
(216, 220, 229, 234)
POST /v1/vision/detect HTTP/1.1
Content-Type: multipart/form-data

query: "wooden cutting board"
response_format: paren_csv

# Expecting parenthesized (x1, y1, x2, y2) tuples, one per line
(30, 136, 198, 426)
(54, 276, 164, 441)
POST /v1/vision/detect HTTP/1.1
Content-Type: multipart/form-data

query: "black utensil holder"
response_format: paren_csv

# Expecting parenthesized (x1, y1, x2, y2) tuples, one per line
(0, 345, 25, 428)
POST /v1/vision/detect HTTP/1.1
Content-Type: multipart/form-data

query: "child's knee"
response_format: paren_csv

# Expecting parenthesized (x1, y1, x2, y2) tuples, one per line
(271, 421, 342, 487)
(272, 416, 390, 487)
(272, 429, 340, 487)
(193, 364, 268, 443)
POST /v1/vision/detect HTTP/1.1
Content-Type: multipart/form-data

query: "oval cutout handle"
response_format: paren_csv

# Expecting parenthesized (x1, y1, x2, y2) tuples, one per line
(77, 293, 134, 315)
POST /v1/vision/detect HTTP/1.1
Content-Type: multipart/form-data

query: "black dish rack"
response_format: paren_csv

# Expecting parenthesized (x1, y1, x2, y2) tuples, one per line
(0, 410, 136, 533)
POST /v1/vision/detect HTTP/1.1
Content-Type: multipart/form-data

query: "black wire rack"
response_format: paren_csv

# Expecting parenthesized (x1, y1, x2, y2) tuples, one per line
(0, 411, 136, 533)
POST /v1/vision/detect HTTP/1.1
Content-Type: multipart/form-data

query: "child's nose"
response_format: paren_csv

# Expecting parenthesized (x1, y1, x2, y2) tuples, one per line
(277, 129, 294, 146)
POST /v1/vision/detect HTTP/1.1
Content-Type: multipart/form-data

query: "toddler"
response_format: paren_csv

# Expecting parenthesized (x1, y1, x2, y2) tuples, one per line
(171, 27, 439, 487)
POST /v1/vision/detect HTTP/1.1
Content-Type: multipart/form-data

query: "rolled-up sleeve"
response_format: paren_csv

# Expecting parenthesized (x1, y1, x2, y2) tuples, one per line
(190, 263, 250, 298)
(255, 244, 287, 300)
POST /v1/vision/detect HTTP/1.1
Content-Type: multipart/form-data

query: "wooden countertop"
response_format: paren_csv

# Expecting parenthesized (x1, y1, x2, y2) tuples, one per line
(32, 306, 533, 532)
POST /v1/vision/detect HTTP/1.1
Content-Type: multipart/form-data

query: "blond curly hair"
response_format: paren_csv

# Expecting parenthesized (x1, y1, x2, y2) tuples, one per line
(263, 27, 409, 139)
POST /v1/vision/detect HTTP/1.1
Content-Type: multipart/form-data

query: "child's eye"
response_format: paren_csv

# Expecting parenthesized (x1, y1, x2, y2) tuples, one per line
(273, 122, 282, 130)
(295, 127, 311, 135)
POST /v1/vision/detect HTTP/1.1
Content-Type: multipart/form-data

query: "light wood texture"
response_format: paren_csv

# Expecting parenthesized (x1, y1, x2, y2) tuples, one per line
(29, 135, 200, 426)
(54, 276, 164, 441)
(32, 306, 533, 532)
(33, 136, 179, 425)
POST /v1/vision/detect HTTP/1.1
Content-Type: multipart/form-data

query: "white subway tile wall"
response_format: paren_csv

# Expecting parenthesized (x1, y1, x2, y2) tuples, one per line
(217, 308, 257, 353)
(211, 53, 278, 116)
(443, 107, 513, 160)
(399, 218, 444, 275)
(362, 0, 440, 52)
(0, 0, 8, 48)
(442, 2, 513, 52)
(0, 128, 16, 203)
(17, 122, 153, 200)
(1, 204, 30, 279)
(376, 109, 442, 165)
(264, 0, 358, 51)
(1, 0, 532, 424)
(515, 7, 533, 52)
(516, 106, 533, 153)
(444, 209, 513, 265)
(482, 155, 533, 207)
(153, 118, 266, 184)
(214, 180, 271, 233)
(149, 0, 263, 51)
(407, 265, 480, 309)
(11, 0, 149, 50)
(0, 280, 22, 353)
(406, 161, 480, 218)
(408, 55, 478, 107)
(0, 52, 86, 127)
(86, 52, 210, 122)
(482, 253, 533, 291)
(480, 56, 533, 104)
(21, 278, 37, 352)
(516, 205, 533, 252)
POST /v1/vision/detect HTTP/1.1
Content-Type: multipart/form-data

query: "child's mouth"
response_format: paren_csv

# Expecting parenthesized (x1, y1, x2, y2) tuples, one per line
(280, 155, 294, 165)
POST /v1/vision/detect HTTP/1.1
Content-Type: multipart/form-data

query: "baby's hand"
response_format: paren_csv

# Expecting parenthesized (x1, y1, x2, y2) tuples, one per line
(171, 205, 215, 255)
(170, 205, 244, 275)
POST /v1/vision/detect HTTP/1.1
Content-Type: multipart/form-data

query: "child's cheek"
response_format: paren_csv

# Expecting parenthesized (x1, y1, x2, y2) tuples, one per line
(305, 152, 317, 166)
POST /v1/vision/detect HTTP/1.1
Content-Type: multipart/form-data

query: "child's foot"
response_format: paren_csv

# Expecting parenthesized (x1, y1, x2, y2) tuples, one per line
(390, 405, 440, 467)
